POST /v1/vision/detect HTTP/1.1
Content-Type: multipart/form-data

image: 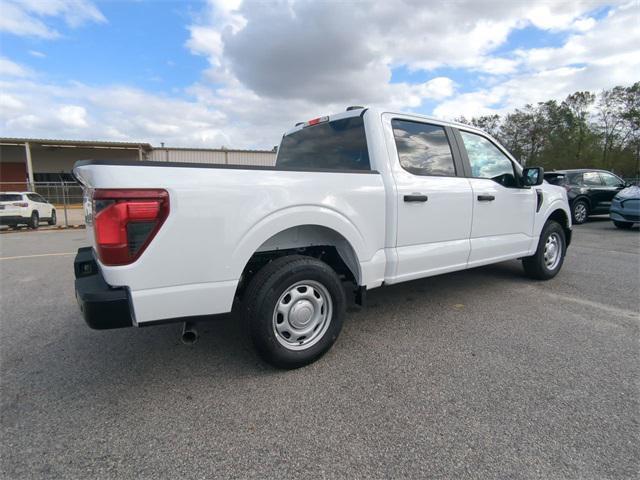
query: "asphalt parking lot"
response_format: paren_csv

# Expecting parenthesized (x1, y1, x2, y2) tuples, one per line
(1, 219, 638, 479)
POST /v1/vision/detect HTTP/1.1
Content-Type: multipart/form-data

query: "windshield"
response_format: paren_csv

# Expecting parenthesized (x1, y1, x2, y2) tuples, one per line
(0, 194, 23, 202)
(276, 116, 370, 171)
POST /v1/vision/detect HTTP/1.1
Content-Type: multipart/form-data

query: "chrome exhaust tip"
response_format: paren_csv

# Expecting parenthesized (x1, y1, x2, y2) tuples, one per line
(181, 321, 198, 345)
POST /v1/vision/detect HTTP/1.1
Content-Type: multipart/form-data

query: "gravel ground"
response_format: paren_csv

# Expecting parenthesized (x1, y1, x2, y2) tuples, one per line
(1, 219, 638, 479)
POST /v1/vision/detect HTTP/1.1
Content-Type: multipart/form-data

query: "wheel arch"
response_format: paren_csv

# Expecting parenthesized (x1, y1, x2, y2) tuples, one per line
(572, 195, 592, 209)
(231, 207, 368, 295)
(546, 207, 572, 246)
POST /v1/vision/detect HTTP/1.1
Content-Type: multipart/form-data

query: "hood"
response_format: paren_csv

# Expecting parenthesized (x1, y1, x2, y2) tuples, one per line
(615, 185, 640, 200)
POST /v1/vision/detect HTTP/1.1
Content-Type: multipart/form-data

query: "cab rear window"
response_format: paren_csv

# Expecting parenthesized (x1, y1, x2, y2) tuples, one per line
(276, 116, 370, 171)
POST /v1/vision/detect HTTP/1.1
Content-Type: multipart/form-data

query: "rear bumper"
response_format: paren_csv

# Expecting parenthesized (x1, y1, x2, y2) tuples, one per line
(74, 247, 134, 329)
(0, 215, 29, 224)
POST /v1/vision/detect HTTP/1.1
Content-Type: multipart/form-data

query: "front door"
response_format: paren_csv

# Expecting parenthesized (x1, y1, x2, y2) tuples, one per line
(385, 116, 473, 282)
(598, 171, 626, 211)
(456, 129, 536, 267)
(580, 171, 608, 213)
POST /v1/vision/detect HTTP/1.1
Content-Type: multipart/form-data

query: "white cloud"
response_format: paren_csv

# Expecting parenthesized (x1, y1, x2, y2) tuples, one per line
(28, 50, 46, 58)
(57, 105, 88, 128)
(434, 2, 640, 119)
(0, 0, 105, 38)
(0, 93, 24, 111)
(0, 57, 31, 77)
(0, 79, 233, 146)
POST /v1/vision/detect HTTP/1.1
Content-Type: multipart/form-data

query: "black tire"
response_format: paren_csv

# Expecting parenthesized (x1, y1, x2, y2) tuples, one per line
(571, 200, 589, 224)
(243, 255, 346, 369)
(522, 220, 566, 280)
(48, 210, 56, 226)
(613, 220, 634, 229)
(29, 211, 39, 229)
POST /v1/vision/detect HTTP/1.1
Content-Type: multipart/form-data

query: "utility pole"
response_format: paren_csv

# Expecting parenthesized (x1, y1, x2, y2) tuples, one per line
(24, 142, 35, 191)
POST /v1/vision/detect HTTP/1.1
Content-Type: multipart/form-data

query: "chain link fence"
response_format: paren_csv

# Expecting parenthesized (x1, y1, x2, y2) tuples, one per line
(1, 181, 85, 228)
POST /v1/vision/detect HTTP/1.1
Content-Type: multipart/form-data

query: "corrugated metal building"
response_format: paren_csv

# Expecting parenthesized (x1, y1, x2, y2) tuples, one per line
(1, 138, 278, 190)
(148, 147, 277, 166)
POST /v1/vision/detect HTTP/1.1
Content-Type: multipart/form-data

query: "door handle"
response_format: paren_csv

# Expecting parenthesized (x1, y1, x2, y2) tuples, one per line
(404, 194, 428, 202)
(477, 195, 495, 201)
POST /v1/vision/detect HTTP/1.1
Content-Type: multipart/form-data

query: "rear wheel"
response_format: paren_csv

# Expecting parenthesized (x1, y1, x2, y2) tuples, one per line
(523, 220, 566, 280)
(572, 200, 589, 224)
(613, 220, 634, 229)
(244, 255, 346, 369)
(48, 210, 56, 226)
(29, 211, 39, 229)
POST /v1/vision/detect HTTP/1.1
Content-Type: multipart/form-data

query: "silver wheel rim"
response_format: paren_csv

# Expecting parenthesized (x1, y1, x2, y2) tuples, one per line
(544, 232, 562, 270)
(574, 203, 587, 222)
(272, 280, 332, 351)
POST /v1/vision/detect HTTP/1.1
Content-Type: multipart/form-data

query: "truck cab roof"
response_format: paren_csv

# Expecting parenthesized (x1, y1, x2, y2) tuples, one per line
(284, 107, 483, 138)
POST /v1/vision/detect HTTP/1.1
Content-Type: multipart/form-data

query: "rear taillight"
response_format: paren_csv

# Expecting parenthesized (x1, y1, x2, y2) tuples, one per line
(12, 202, 28, 207)
(93, 189, 169, 266)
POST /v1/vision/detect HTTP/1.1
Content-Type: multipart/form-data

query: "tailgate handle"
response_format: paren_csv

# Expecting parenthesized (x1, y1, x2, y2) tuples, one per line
(404, 194, 428, 202)
(477, 195, 495, 202)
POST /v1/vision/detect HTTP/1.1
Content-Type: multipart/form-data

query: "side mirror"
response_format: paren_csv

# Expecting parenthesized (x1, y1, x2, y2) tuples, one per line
(522, 166, 544, 187)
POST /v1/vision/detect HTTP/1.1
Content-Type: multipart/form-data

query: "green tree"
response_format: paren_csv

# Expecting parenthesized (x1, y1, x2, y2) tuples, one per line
(454, 82, 639, 177)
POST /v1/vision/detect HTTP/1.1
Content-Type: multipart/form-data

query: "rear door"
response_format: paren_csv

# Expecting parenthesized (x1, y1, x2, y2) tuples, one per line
(383, 114, 473, 282)
(454, 128, 536, 266)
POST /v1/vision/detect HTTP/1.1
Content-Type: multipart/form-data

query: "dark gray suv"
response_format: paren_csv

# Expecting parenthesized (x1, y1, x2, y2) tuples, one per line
(544, 169, 627, 224)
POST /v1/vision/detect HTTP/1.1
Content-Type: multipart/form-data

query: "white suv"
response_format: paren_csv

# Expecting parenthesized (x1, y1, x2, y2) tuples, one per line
(0, 192, 56, 229)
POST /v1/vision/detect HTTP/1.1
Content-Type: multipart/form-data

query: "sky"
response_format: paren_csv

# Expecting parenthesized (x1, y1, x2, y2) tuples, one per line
(0, 0, 638, 149)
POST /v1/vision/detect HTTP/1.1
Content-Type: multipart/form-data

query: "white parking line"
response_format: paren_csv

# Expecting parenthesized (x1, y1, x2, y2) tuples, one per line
(0, 252, 76, 261)
(542, 290, 640, 321)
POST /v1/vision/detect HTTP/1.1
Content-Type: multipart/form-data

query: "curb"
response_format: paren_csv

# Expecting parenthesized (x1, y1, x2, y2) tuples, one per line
(0, 225, 86, 234)
(51, 225, 86, 230)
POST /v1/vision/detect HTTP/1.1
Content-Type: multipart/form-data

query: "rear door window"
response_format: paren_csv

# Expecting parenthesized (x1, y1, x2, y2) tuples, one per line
(391, 120, 456, 176)
(276, 116, 370, 171)
(583, 172, 603, 186)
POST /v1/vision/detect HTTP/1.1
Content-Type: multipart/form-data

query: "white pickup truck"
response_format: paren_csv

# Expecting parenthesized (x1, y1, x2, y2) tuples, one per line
(73, 107, 571, 368)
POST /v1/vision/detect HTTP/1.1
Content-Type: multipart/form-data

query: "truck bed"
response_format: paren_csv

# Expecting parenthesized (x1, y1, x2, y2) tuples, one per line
(73, 160, 388, 324)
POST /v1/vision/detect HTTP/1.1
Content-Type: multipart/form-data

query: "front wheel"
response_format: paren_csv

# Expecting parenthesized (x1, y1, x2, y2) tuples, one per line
(522, 220, 566, 280)
(48, 210, 56, 226)
(244, 255, 346, 369)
